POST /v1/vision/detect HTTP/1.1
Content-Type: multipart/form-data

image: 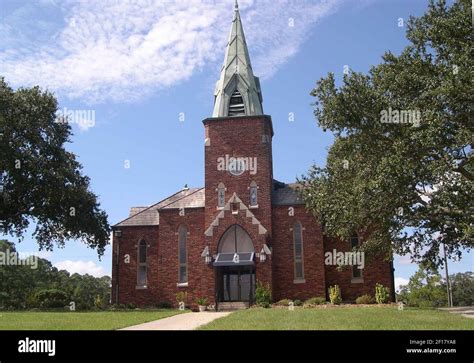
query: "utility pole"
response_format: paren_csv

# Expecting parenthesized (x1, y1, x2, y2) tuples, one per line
(443, 243, 453, 307)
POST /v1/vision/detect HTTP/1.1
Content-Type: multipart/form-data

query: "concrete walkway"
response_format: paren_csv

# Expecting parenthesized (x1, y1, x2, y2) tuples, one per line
(438, 307, 474, 319)
(121, 311, 232, 330)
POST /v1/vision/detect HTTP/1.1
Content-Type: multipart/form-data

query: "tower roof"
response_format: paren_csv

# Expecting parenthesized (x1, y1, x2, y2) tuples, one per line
(212, 1, 263, 118)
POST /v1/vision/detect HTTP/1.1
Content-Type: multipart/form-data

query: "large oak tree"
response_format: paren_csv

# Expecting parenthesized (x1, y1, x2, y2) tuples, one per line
(301, 0, 472, 266)
(0, 78, 110, 256)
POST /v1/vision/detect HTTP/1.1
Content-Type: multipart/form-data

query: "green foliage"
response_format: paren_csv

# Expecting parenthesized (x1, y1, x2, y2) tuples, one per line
(397, 264, 448, 308)
(196, 297, 208, 306)
(375, 283, 389, 304)
(0, 240, 111, 310)
(275, 299, 292, 306)
(451, 271, 474, 306)
(255, 281, 272, 308)
(301, 0, 473, 267)
(293, 299, 303, 306)
(329, 285, 342, 305)
(356, 294, 375, 304)
(0, 78, 110, 255)
(304, 296, 327, 306)
(35, 289, 68, 309)
(175, 292, 187, 303)
(156, 302, 172, 309)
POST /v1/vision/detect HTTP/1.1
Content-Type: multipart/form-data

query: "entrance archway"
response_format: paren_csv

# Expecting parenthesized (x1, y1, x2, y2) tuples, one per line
(215, 225, 255, 304)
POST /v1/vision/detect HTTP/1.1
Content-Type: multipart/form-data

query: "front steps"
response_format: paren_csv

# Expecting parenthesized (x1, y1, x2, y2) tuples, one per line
(217, 301, 249, 311)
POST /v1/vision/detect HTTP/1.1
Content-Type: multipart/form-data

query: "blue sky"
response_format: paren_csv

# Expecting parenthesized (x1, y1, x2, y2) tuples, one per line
(1, 0, 471, 289)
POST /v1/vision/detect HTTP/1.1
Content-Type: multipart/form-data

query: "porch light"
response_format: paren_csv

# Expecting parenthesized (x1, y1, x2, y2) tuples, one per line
(259, 248, 266, 263)
(205, 251, 212, 264)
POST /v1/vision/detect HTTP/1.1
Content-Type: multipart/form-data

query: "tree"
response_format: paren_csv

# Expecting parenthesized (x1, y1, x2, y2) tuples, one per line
(397, 264, 447, 307)
(450, 271, 474, 306)
(0, 239, 111, 310)
(0, 78, 110, 255)
(300, 0, 473, 266)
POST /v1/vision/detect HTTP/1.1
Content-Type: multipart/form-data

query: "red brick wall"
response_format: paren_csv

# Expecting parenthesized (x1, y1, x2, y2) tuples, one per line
(324, 236, 394, 302)
(271, 205, 326, 301)
(203, 116, 274, 236)
(111, 225, 160, 306)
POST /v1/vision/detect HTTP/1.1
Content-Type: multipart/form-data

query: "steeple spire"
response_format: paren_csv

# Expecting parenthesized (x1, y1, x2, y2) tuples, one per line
(212, 1, 263, 118)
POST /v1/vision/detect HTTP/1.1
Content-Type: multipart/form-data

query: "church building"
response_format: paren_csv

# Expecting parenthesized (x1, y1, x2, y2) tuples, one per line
(111, 2, 394, 310)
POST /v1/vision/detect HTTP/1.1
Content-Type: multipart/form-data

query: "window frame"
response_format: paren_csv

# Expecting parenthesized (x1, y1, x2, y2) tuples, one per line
(350, 233, 363, 283)
(249, 181, 258, 208)
(137, 240, 147, 288)
(293, 221, 305, 283)
(178, 225, 188, 285)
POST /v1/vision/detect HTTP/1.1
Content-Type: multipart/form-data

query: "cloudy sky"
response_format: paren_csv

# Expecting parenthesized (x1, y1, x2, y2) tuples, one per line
(1, 0, 470, 287)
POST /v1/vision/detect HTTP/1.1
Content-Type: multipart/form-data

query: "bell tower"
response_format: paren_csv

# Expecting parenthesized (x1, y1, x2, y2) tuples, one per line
(203, 0, 274, 239)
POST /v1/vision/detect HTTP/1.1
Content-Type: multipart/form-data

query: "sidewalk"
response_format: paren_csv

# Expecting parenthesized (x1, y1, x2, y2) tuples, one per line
(120, 311, 231, 330)
(438, 307, 474, 319)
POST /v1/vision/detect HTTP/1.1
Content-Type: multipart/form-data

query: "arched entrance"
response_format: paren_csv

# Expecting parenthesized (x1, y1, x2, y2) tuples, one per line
(214, 225, 255, 304)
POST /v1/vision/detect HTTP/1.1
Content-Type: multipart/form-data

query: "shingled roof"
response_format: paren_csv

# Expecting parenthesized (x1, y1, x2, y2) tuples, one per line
(114, 187, 205, 227)
(114, 180, 304, 228)
(271, 180, 305, 205)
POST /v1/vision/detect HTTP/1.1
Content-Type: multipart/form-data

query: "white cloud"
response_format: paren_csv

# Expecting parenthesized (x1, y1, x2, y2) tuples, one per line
(394, 277, 409, 292)
(0, 0, 343, 103)
(54, 260, 108, 277)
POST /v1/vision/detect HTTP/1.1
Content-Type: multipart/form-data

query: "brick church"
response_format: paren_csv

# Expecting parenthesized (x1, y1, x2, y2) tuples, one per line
(111, 2, 394, 309)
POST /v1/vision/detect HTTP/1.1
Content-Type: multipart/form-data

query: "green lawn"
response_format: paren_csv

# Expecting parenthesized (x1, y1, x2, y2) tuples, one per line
(199, 306, 474, 330)
(0, 310, 182, 330)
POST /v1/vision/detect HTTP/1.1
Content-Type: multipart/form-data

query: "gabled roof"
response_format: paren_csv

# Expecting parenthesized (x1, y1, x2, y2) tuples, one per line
(114, 188, 204, 227)
(212, 1, 263, 117)
(272, 180, 305, 205)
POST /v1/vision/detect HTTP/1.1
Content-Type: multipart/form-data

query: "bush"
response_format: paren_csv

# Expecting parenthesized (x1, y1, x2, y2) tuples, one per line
(175, 292, 188, 303)
(293, 299, 303, 307)
(94, 295, 104, 310)
(375, 283, 389, 304)
(275, 299, 292, 306)
(304, 296, 326, 306)
(196, 297, 208, 306)
(126, 303, 136, 309)
(156, 302, 172, 309)
(329, 285, 342, 305)
(255, 281, 272, 308)
(355, 294, 374, 304)
(35, 289, 68, 309)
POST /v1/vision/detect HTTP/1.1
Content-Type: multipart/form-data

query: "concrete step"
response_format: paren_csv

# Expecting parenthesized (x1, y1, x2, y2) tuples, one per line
(217, 302, 249, 311)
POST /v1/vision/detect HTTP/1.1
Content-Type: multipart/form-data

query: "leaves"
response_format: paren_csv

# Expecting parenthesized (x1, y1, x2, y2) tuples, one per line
(301, 0, 473, 266)
(0, 78, 110, 255)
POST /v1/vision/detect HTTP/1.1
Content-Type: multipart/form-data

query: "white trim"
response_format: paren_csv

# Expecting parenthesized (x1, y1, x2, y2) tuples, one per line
(177, 282, 189, 288)
(293, 279, 306, 284)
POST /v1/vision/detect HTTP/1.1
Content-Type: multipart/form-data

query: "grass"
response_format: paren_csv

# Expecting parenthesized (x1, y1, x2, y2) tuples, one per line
(199, 306, 474, 330)
(0, 310, 183, 330)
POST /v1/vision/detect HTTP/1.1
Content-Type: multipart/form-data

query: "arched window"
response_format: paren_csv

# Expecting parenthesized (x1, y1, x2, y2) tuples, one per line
(249, 181, 258, 207)
(137, 240, 147, 286)
(218, 224, 254, 253)
(228, 89, 245, 116)
(217, 182, 226, 208)
(293, 221, 304, 280)
(178, 226, 188, 284)
(350, 233, 362, 279)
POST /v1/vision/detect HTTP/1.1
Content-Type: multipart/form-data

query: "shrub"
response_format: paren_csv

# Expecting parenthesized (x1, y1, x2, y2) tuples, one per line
(156, 302, 172, 309)
(275, 299, 292, 306)
(329, 285, 342, 305)
(293, 299, 303, 307)
(304, 296, 326, 306)
(196, 297, 208, 306)
(35, 289, 68, 309)
(255, 281, 272, 308)
(126, 303, 136, 309)
(94, 295, 104, 310)
(375, 283, 389, 304)
(175, 292, 188, 303)
(355, 294, 374, 304)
